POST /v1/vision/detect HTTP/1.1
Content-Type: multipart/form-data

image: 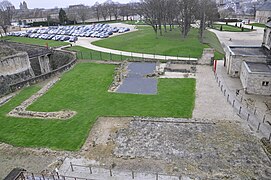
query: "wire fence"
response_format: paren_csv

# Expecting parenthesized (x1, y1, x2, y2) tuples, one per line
(74, 51, 195, 63)
(69, 162, 181, 180)
(214, 73, 271, 140)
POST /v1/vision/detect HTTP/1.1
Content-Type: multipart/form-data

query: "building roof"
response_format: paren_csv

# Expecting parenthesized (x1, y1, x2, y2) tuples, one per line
(257, 2, 271, 11)
(245, 62, 271, 74)
(230, 46, 267, 56)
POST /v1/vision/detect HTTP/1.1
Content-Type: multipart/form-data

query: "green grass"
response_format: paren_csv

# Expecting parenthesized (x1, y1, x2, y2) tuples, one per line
(249, 23, 266, 28)
(66, 46, 132, 61)
(212, 24, 251, 32)
(0, 36, 69, 47)
(93, 26, 210, 58)
(0, 63, 195, 151)
(203, 30, 225, 60)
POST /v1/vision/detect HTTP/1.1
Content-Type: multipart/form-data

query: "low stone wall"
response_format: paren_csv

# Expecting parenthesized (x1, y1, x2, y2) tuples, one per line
(9, 52, 76, 93)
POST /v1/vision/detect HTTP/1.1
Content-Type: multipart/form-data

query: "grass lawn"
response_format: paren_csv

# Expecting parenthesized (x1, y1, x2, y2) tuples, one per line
(249, 23, 266, 28)
(212, 24, 251, 32)
(0, 63, 195, 151)
(203, 30, 225, 60)
(93, 26, 210, 58)
(66, 46, 132, 61)
(0, 36, 69, 47)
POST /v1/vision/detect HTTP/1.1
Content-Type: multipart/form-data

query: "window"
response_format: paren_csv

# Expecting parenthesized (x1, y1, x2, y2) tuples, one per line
(262, 81, 269, 86)
(235, 71, 239, 74)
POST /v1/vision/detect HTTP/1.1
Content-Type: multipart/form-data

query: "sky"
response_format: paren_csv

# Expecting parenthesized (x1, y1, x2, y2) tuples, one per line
(9, 0, 134, 9)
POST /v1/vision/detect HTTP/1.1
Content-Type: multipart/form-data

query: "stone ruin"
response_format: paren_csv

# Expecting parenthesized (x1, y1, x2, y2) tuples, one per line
(0, 41, 76, 97)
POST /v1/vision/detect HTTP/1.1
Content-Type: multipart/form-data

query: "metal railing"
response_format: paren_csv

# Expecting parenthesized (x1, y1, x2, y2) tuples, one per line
(69, 162, 181, 180)
(214, 72, 271, 140)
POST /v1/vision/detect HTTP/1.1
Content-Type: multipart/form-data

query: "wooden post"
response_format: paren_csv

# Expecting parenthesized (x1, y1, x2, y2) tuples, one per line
(90, 51, 92, 60)
(89, 166, 92, 174)
(263, 115, 266, 123)
(110, 169, 112, 176)
(110, 52, 112, 60)
(70, 162, 74, 172)
(227, 94, 229, 102)
(257, 123, 261, 131)
(247, 114, 250, 121)
(100, 51, 102, 60)
(233, 100, 235, 107)
(239, 107, 242, 114)
(254, 108, 256, 115)
(132, 171, 135, 179)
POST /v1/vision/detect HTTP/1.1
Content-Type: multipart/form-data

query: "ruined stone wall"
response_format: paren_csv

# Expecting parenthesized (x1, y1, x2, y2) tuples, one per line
(227, 55, 267, 77)
(49, 50, 74, 70)
(0, 52, 34, 77)
(240, 63, 271, 95)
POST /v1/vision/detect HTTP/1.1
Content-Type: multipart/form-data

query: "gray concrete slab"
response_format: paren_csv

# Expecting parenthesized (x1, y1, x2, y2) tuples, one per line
(117, 62, 158, 95)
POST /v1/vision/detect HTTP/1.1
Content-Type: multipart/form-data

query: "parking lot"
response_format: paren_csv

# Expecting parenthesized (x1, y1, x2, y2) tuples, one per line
(7, 23, 131, 42)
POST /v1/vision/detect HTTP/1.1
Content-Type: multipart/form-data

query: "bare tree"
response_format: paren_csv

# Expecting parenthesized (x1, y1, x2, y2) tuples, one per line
(77, 6, 89, 24)
(93, 2, 101, 21)
(0, 0, 13, 37)
(112, 2, 120, 20)
(100, 3, 109, 21)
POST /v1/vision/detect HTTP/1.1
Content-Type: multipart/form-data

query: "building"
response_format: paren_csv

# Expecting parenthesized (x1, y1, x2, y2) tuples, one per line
(19, 1, 28, 10)
(224, 19, 271, 95)
(256, 1, 271, 24)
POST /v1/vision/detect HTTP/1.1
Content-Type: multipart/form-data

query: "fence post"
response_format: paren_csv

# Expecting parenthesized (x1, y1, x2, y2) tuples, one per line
(100, 51, 102, 60)
(132, 171, 135, 179)
(254, 108, 257, 115)
(121, 52, 123, 61)
(239, 107, 242, 114)
(263, 115, 266, 123)
(177, 54, 179, 60)
(89, 166, 92, 174)
(233, 100, 235, 107)
(257, 123, 261, 131)
(70, 162, 74, 172)
(247, 114, 250, 121)
(156, 173, 158, 180)
(110, 52, 112, 60)
(90, 51, 92, 60)
(219, 81, 221, 87)
(81, 52, 83, 59)
(110, 169, 112, 177)
(227, 94, 229, 102)
(224, 89, 226, 96)
(241, 96, 243, 102)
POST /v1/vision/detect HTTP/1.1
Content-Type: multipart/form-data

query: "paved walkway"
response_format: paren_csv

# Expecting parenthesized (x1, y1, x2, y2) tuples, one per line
(209, 23, 264, 46)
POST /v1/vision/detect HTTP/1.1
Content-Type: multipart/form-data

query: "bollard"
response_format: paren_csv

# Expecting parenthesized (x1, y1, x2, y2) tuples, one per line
(233, 100, 235, 107)
(70, 162, 74, 172)
(247, 114, 250, 121)
(263, 115, 266, 123)
(257, 123, 261, 131)
(239, 107, 242, 114)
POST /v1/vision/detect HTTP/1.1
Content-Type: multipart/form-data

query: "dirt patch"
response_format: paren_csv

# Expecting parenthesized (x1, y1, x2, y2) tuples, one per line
(0, 143, 72, 178)
(80, 117, 271, 179)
